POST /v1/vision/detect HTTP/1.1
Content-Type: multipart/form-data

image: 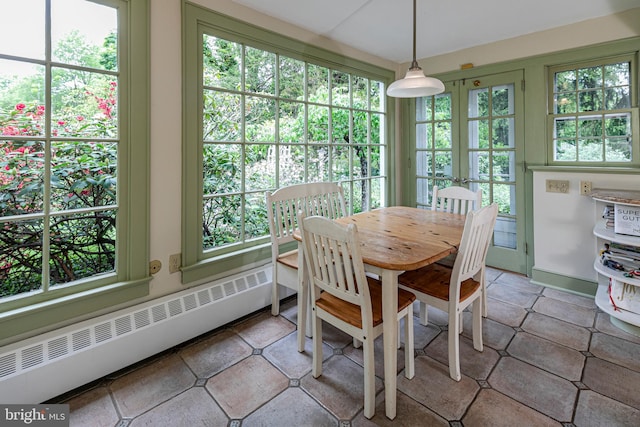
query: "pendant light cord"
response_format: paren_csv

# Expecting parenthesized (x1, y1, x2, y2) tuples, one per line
(410, 0, 420, 70)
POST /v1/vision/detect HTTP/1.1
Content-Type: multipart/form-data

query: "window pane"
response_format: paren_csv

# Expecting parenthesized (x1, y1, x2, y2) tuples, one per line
(578, 139, 603, 161)
(605, 86, 630, 109)
(371, 113, 382, 144)
(555, 140, 577, 161)
(50, 141, 117, 211)
(555, 70, 576, 92)
(493, 183, 516, 215)
(578, 66, 602, 90)
(49, 211, 116, 285)
(370, 81, 383, 113)
(203, 144, 241, 194)
(352, 76, 367, 110)
(0, 61, 46, 138)
(353, 111, 367, 144)
(469, 120, 489, 149)
(605, 138, 632, 162)
(279, 101, 303, 143)
(308, 64, 329, 103)
(307, 105, 329, 143)
(554, 93, 577, 114)
(203, 194, 242, 249)
(1, 140, 45, 215)
(435, 151, 452, 177)
(332, 108, 349, 143)
(370, 145, 380, 176)
(416, 123, 431, 149)
(435, 122, 452, 149)
(203, 36, 241, 91)
(468, 88, 489, 118)
(245, 47, 275, 95)
(492, 118, 514, 148)
(435, 94, 451, 120)
(203, 90, 241, 141)
(245, 193, 268, 240)
(416, 96, 432, 121)
(52, 69, 118, 138)
(469, 151, 489, 180)
(308, 145, 330, 182)
(555, 118, 576, 138)
(1, 218, 43, 297)
(416, 151, 430, 176)
(331, 145, 349, 182)
(245, 144, 272, 191)
(492, 85, 513, 115)
(578, 117, 602, 137)
(245, 96, 275, 142)
(492, 151, 514, 181)
(52, 0, 118, 70)
(279, 56, 304, 100)
(578, 89, 602, 112)
(331, 70, 349, 107)
(278, 145, 304, 187)
(0, 0, 45, 60)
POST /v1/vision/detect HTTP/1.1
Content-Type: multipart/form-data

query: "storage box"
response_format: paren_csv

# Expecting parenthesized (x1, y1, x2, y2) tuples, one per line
(614, 204, 640, 237)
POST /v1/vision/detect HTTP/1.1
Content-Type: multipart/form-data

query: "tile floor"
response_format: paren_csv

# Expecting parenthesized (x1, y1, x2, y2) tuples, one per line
(51, 268, 640, 426)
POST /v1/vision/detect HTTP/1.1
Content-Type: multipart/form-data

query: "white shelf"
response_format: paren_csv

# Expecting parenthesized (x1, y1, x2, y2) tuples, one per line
(594, 284, 640, 335)
(593, 258, 640, 287)
(593, 221, 640, 246)
(592, 191, 640, 337)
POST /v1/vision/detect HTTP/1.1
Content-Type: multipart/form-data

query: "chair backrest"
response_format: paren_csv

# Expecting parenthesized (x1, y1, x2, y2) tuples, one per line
(298, 213, 373, 325)
(266, 182, 347, 251)
(451, 203, 498, 288)
(432, 185, 482, 215)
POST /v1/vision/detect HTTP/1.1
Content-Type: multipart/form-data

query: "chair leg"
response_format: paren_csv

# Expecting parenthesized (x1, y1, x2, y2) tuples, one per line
(312, 311, 323, 378)
(448, 310, 461, 381)
(362, 336, 376, 419)
(482, 281, 488, 317)
(297, 282, 307, 353)
(419, 301, 428, 326)
(271, 279, 279, 316)
(472, 298, 483, 351)
(404, 311, 415, 379)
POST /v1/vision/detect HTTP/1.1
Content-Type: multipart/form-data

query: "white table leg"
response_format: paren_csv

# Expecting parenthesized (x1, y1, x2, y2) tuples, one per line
(381, 268, 399, 420)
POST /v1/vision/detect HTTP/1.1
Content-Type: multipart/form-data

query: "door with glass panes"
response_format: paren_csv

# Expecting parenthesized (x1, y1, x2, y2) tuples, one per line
(413, 70, 526, 273)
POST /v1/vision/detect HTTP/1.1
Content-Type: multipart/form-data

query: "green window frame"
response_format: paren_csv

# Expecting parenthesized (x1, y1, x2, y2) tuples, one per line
(0, 0, 150, 344)
(182, 3, 395, 283)
(547, 54, 639, 166)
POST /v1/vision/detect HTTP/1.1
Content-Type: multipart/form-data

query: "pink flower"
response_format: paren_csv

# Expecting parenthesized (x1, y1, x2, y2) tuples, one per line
(77, 116, 84, 121)
(15, 103, 26, 111)
(57, 120, 65, 126)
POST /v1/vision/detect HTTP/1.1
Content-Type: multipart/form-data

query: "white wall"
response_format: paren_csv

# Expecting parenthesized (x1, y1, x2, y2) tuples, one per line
(533, 172, 640, 285)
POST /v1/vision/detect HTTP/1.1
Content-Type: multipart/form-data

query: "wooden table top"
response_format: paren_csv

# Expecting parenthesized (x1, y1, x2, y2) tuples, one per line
(333, 206, 465, 271)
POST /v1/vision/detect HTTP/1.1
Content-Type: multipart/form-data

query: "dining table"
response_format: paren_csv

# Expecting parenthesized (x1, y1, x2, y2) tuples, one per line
(297, 205, 466, 419)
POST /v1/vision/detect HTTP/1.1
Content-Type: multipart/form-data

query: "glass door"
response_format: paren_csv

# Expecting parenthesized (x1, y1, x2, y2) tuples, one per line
(412, 70, 527, 273)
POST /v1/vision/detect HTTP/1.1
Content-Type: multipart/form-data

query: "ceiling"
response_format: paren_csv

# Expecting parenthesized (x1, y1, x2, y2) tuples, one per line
(232, 0, 639, 64)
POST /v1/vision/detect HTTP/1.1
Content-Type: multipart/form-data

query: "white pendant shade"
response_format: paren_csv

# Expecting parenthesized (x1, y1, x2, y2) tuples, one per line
(386, 0, 445, 98)
(386, 68, 445, 98)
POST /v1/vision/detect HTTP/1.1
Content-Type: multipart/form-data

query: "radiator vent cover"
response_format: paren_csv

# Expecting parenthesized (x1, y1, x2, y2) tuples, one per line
(0, 266, 270, 381)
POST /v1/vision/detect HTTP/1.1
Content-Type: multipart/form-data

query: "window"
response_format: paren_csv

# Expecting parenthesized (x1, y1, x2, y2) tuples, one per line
(183, 5, 394, 282)
(549, 55, 638, 164)
(0, 0, 149, 342)
(415, 93, 453, 208)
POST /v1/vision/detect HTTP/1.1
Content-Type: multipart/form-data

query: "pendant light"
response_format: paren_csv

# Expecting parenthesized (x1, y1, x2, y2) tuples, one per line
(386, 0, 445, 98)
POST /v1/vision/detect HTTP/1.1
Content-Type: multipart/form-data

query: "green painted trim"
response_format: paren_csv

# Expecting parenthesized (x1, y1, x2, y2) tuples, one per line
(0, 0, 151, 343)
(0, 278, 149, 343)
(530, 267, 597, 297)
(527, 165, 640, 174)
(181, 245, 272, 284)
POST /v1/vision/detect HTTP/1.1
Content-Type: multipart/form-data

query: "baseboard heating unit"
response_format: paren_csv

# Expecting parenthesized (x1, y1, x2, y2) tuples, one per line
(0, 265, 272, 403)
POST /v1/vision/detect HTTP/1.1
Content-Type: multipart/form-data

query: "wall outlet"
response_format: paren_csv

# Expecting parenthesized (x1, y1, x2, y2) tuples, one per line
(169, 253, 181, 274)
(580, 181, 592, 195)
(149, 260, 162, 275)
(545, 179, 569, 193)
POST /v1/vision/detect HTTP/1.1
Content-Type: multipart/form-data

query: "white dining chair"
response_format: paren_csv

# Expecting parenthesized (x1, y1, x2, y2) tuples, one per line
(298, 212, 415, 419)
(398, 203, 498, 381)
(428, 185, 490, 320)
(265, 182, 346, 351)
(431, 185, 482, 215)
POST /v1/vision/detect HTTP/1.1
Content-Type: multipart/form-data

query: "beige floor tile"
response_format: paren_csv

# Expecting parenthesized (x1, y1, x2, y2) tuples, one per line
(232, 312, 296, 348)
(462, 389, 561, 427)
(242, 387, 337, 426)
(574, 390, 640, 427)
(67, 386, 119, 427)
(521, 312, 591, 351)
(180, 329, 252, 378)
(582, 357, 640, 410)
(110, 354, 195, 418)
(424, 332, 500, 380)
(589, 332, 640, 372)
(489, 357, 577, 422)
(206, 355, 288, 419)
(532, 296, 596, 328)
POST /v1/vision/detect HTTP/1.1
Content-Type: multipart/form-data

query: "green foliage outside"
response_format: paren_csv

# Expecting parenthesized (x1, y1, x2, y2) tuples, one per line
(0, 31, 118, 297)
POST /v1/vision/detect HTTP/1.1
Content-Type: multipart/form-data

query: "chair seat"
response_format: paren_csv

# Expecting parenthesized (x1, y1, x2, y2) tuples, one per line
(277, 249, 298, 269)
(316, 277, 416, 329)
(398, 263, 481, 302)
